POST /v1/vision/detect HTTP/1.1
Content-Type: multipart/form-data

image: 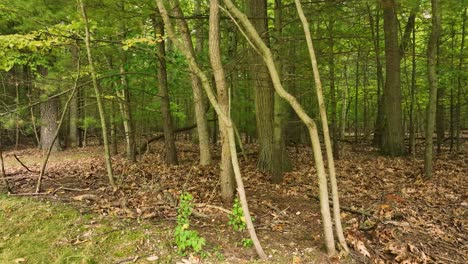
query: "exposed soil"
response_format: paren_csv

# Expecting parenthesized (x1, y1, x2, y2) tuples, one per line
(1, 141, 466, 263)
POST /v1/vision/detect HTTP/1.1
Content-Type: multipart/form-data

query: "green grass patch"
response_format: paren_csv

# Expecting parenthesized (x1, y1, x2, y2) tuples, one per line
(0, 195, 174, 263)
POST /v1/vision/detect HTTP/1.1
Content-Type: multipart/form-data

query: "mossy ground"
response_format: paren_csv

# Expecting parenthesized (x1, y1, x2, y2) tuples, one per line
(0, 195, 176, 263)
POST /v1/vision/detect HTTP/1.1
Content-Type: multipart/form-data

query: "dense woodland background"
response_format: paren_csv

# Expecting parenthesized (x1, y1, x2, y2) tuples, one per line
(0, 0, 466, 262)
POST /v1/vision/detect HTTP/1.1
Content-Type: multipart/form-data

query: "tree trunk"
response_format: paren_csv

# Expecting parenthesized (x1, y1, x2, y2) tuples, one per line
(381, 0, 404, 156)
(79, 0, 115, 187)
(294, 0, 349, 253)
(171, 0, 212, 166)
(354, 50, 360, 144)
(367, 4, 385, 146)
(455, 8, 466, 153)
(409, 23, 417, 155)
(209, 0, 235, 202)
(39, 68, 61, 152)
(153, 13, 178, 165)
(68, 46, 79, 148)
(156, 1, 267, 258)
(224, 0, 343, 255)
(328, 17, 339, 159)
(246, 0, 275, 174)
(424, 0, 441, 178)
(271, 0, 291, 183)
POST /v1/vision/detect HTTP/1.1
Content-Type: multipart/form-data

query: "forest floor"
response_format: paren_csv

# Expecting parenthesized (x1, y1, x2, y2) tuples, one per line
(0, 141, 466, 263)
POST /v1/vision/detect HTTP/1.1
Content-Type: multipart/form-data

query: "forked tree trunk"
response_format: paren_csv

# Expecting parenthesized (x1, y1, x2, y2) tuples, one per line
(223, 0, 341, 255)
(294, 0, 348, 253)
(424, 0, 441, 178)
(79, 0, 115, 187)
(156, 0, 267, 258)
(209, 0, 235, 202)
(171, 0, 212, 166)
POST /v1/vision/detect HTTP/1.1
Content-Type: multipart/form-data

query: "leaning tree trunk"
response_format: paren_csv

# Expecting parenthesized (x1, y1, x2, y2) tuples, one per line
(381, 0, 405, 156)
(223, 0, 342, 255)
(156, 0, 267, 258)
(424, 0, 441, 178)
(294, 0, 349, 253)
(153, 13, 178, 165)
(79, 0, 115, 187)
(209, 0, 235, 202)
(171, 0, 212, 166)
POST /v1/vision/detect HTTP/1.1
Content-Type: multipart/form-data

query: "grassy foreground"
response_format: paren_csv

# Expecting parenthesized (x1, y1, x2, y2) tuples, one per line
(0, 195, 174, 263)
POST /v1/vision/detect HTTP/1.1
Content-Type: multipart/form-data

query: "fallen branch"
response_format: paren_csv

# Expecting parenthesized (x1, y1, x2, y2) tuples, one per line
(13, 154, 37, 173)
(8, 192, 50, 196)
(139, 124, 197, 153)
(196, 203, 231, 214)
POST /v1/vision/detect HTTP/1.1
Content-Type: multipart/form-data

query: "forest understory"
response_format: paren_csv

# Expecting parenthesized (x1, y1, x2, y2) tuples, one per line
(1, 139, 466, 264)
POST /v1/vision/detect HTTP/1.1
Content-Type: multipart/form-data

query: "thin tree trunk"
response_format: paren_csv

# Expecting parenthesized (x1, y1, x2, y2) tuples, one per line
(79, 0, 115, 187)
(354, 50, 360, 144)
(294, 0, 348, 253)
(0, 142, 11, 193)
(367, 4, 385, 146)
(156, 0, 267, 258)
(39, 67, 61, 152)
(409, 24, 417, 155)
(328, 17, 339, 159)
(209, 0, 235, 202)
(171, 0, 212, 166)
(153, 13, 178, 165)
(68, 46, 79, 148)
(455, 8, 466, 153)
(223, 0, 339, 255)
(424, 0, 441, 178)
(271, 0, 291, 183)
(36, 53, 81, 193)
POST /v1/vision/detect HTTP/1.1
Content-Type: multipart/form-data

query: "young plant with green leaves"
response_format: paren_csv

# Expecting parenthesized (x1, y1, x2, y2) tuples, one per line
(174, 192, 206, 254)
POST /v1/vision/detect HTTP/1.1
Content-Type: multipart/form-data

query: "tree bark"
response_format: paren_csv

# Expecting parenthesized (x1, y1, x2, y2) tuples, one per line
(424, 0, 441, 178)
(209, 0, 235, 202)
(294, 0, 348, 253)
(246, 0, 275, 174)
(367, 3, 385, 146)
(381, 0, 405, 156)
(171, 0, 212, 166)
(455, 8, 466, 153)
(79, 0, 115, 187)
(224, 0, 341, 255)
(156, 0, 267, 258)
(271, 0, 291, 183)
(153, 13, 178, 165)
(68, 46, 79, 148)
(39, 68, 61, 152)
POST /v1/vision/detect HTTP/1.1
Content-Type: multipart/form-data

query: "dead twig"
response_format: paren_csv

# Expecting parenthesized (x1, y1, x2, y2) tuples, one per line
(8, 192, 50, 196)
(13, 154, 37, 173)
(196, 203, 231, 214)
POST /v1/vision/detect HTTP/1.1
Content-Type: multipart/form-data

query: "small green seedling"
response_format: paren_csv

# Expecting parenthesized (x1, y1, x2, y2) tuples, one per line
(174, 192, 205, 254)
(228, 198, 254, 248)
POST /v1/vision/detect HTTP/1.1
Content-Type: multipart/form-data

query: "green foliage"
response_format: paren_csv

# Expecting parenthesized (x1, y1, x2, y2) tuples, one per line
(81, 116, 99, 130)
(174, 192, 206, 254)
(228, 198, 253, 248)
(228, 198, 247, 231)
